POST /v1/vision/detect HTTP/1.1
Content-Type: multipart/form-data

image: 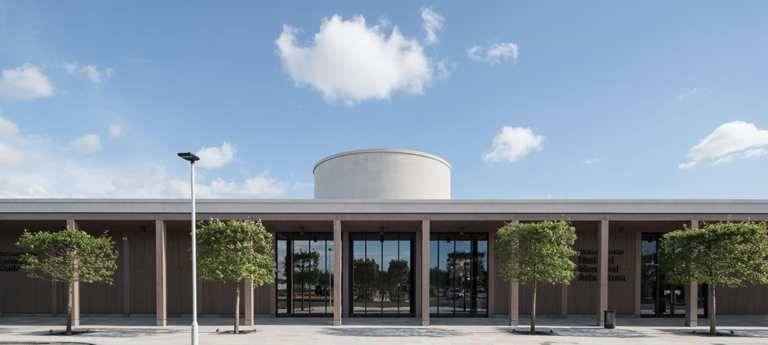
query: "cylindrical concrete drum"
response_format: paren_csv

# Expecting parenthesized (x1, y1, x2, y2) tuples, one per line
(313, 149, 451, 199)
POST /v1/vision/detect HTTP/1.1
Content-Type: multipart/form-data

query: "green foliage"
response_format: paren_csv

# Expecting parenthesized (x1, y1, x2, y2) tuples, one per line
(292, 249, 320, 288)
(386, 259, 409, 300)
(660, 220, 768, 288)
(16, 227, 118, 285)
(353, 258, 378, 300)
(495, 220, 578, 286)
(196, 219, 276, 287)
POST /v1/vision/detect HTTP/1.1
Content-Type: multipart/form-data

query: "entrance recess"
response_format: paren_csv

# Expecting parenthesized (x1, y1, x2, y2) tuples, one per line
(429, 233, 488, 317)
(640, 233, 707, 317)
(350, 233, 414, 316)
(276, 233, 334, 316)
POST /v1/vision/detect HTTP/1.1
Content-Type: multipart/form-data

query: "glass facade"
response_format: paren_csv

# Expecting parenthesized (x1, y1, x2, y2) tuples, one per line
(350, 233, 414, 316)
(640, 233, 706, 318)
(276, 233, 334, 316)
(429, 233, 488, 317)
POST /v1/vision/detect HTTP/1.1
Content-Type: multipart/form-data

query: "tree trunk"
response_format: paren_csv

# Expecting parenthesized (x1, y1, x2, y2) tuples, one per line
(709, 284, 716, 336)
(66, 282, 73, 335)
(235, 282, 240, 334)
(531, 282, 537, 334)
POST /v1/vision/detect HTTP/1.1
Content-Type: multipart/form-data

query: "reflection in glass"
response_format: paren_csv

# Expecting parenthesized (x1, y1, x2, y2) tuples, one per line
(351, 233, 414, 316)
(430, 233, 489, 317)
(277, 239, 288, 314)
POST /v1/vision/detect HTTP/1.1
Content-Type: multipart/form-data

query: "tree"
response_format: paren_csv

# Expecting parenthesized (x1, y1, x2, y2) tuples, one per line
(495, 220, 577, 333)
(196, 219, 276, 334)
(17, 227, 118, 335)
(386, 259, 409, 300)
(353, 258, 378, 300)
(660, 220, 768, 336)
(292, 249, 319, 310)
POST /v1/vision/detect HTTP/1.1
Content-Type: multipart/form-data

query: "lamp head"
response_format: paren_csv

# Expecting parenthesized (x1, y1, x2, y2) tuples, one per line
(177, 152, 200, 162)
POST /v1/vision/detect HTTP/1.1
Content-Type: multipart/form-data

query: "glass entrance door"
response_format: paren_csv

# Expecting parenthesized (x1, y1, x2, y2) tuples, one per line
(276, 233, 334, 317)
(640, 233, 705, 318)
(429, 233, 488, 317)
(350, 233, 414, 316)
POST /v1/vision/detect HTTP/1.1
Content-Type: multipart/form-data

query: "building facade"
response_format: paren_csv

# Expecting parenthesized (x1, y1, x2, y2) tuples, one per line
(1, 149, 767, 327)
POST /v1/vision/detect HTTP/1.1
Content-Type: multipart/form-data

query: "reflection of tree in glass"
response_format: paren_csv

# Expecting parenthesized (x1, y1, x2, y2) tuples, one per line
(293, 249, 319, 310)
(640, 250, 657, 300)
(386, 259, 409, 301)
(475, 251, 488, 290)
(353, 258, 378, 301)
(448, 251, 472, 290)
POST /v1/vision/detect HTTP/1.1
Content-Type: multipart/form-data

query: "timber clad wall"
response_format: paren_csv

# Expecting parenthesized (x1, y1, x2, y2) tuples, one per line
(2, 216, 768, 318)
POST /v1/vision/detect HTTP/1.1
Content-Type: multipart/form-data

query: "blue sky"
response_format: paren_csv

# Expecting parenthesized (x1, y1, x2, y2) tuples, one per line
(0, 0, 767, 199)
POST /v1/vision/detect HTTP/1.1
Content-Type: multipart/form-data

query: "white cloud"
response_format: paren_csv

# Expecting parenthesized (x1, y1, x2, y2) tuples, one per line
(195, 142, 236, 169)
(421, 6, 444, 45)
(109, 124, 124, 138)
(467, 42, 519, 65)
(678, 161, 697, 170)
(0, 64, 56, 102)
(582, 158, 599, 165)
(60, 62, 114, 84)
(709, 155, 734, 166)
(292, 182, 314, 190)
(80, 65, 114, 84)
(166, 171, 288, 199)
(743, 148, 768, 159)
(68, 134, 102, 155)
(276, 14, 439, 106)
(0, 116, 20, 138)
(0, 142, 25, 167)
(0, 116, 303, 199)
(680, 121, 768, 167)
(687, 121, 768, 159)
(63, 62, 78, 75)
(678, 87, 710, 101)
(482, 126, 544, 163)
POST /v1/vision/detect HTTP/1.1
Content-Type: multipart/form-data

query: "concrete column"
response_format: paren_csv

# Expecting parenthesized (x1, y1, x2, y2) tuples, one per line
(596, 220, 609, 326)
(509, 220, 519, 326)
(244, 279, 254, 326)
(414, 226, 422, 318)
(342, 230, 349, 318)
(421, 220, 430, 326)
(333, 220, 342, 326)
(66, 219, 80, 327)
(488, 230, 495, 317)
(123, 231, 130, 316)
(685, 220, 699, 327)
(155, 220, 167, 326)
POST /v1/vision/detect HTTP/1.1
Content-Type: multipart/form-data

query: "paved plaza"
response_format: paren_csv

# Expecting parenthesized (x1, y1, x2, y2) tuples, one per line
(2, 317, 768, 344)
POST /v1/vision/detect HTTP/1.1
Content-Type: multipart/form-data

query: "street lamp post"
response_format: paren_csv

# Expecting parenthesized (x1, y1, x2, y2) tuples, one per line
(178, 152, 200, 345)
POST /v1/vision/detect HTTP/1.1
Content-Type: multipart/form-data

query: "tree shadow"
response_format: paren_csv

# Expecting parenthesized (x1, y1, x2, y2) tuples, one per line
(656, 328, 768, 338)
(27, 328, 183, 338)
(324, 327, 463, 338)
(498, 327, 648, 338)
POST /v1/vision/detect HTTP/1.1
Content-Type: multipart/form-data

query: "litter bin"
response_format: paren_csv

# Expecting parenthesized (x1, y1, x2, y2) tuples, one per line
(604, 310, 616, 329)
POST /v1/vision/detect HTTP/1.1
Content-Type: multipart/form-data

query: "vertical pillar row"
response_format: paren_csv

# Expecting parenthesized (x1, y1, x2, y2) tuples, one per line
(596, 220, 609, 326)
(155, 220, 167, 326)
(66, 219, 80, 327)
(509, 220, 519, 327)
(421, 220, 430, 326)
(333, 220, 343, 326)
(685, 220, 699, 327)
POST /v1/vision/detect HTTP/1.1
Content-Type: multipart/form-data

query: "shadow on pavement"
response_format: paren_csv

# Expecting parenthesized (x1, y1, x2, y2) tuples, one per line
(324, 327, 462, 338)
(27, 327, 183, 338)
(656, 328, 768, 338)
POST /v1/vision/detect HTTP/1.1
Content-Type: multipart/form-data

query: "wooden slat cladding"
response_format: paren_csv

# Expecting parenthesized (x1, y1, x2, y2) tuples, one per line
(0, 221, 65, 314)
